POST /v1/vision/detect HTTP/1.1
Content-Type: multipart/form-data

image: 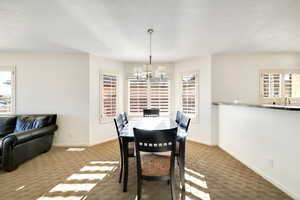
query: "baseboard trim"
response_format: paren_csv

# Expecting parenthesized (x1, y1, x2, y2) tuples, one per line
(53, 138, 117, 147)
(89, 138, 117, 146)
(219, 146, 300, 200)
(53, 142, 89, 147)
(187, 139, 216, 147)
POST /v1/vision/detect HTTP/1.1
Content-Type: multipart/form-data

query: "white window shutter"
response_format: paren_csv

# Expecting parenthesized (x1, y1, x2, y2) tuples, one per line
(100, 73, 118, 121)
(181, 72, 198, 118)
(128, 77, 148, 115)
(261, 73, 281, 98)
(149, 79, 170, 114)
(284, 73, 300, 98)
(128, 77, 170, 115)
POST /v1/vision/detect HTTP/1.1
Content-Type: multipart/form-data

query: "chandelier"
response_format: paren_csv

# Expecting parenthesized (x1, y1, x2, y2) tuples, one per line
(133, 28, 168, 80)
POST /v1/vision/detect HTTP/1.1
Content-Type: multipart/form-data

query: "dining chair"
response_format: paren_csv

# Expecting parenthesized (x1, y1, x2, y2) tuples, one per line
(176, 113, 190, 190)
(133, 127, 178, 200)
(179, 113, 191, 132)
(121, 112, 128, 124)
(114, 114, 135, 183)
(143, 109, 160, 117)
(176, 113, 191, 154)
(175, 111, 182, 124)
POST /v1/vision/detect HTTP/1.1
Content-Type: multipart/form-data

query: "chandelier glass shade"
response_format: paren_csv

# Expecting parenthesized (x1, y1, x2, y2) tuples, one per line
(133, 28, 168, 80)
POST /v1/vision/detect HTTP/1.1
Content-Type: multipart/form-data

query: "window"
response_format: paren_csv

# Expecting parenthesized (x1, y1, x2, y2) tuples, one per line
(100, 73, 118, 122)
(181, 72, 199, 118)
(284, 73, 300, 98)
(260, 70, 300, 102)
(128, 78, 148, 114)
(149, 80, 169, 113)
(0, 67, 15, 114)
(261, 72, 281, 98)
(128, 77, 170, 116)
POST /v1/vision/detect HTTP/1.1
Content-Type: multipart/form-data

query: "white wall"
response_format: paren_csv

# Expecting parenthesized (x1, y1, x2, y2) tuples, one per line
(212, 53, 300, 199)
(0, 52, 90, 146)
(174, 57, 213, 145)
(212, 53, 300, 103)
(89, 55, 124, 146)
(218, 104, 300, 200)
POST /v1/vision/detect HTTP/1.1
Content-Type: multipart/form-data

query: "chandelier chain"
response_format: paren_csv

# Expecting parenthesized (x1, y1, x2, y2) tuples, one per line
(148, 28, 153, 65)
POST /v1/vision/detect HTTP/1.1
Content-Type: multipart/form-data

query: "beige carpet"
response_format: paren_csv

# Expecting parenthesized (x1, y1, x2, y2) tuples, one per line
(0, 140, 293, 200)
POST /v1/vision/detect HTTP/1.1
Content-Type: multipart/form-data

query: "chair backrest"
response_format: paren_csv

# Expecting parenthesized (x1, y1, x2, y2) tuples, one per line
(175, 111, 181, 124)
(133, 127, 178, 153)
(143, 109, 160, 117)
(179, 114, 191, 132)
(133, 127, 178, 179)
(113, 114, 124, 137)
(121, 112, 128, 124)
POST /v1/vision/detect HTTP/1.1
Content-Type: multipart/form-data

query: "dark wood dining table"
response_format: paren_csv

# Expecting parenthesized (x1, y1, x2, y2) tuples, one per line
(120, 117, 188, 192)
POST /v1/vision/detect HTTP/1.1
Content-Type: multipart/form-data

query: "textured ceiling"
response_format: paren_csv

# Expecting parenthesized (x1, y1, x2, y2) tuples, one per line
(0, 0, 300, 61)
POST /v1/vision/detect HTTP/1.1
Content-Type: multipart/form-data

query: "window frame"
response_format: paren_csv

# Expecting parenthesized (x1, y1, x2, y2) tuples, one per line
(127, 77, 171, 117)
(0, 66, 16, 115)
(259, 69, 300, 103)
(179, 71, 199, 119)
(99, 72, 119, 123)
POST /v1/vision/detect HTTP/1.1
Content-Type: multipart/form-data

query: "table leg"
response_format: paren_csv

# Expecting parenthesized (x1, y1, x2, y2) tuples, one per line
(122, 139, 128, 192)
(179, 139, 186, 191)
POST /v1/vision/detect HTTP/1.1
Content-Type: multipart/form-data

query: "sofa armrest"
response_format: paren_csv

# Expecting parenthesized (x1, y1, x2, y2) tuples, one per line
(1, 124, 58, 171)
(3, 124, 58, 146)
(2, 136, 15, 169)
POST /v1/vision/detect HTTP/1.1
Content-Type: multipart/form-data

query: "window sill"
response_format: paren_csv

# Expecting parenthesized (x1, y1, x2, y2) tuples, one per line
(0, 112, 15, 115)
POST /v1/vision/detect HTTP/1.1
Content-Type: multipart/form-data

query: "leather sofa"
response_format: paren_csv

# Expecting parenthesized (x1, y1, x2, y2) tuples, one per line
(0, 114, 58, 171)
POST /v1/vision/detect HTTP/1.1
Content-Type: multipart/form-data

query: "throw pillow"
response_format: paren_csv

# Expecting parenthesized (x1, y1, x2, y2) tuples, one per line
(0, 116, 17, 137)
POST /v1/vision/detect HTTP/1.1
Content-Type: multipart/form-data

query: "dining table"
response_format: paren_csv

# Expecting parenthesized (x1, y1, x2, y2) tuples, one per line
(119, 117, 188, 192)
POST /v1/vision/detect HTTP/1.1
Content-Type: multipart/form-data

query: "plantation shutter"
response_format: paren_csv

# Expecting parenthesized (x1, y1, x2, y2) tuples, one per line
(101, 74, 117, 120)
(128, 77, 148, 115)
(181, 72, 198, 117)
(291, 74, 300, 98)
(284, 73, 292, 97)
(261, 73, 281, 97)
(149, 79, 170, 114)
(284, 73, 300, 98)
(128, 77, 170, 115)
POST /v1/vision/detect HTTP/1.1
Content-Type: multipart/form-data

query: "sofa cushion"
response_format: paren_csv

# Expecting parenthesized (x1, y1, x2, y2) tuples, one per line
(14, 116, 50, 132)
(0, 116, 17, 137)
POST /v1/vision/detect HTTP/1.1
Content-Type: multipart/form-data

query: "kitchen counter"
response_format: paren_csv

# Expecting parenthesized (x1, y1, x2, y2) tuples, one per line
(213, 100, 300, 198)
(213, 101, 300, 111)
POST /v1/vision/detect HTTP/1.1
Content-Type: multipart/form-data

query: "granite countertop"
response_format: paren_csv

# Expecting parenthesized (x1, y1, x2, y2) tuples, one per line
(213, 101, 300, 111)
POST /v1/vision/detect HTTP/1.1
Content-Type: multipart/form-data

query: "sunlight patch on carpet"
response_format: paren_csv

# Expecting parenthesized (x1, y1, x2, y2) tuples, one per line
(89, 161, 119, 164)
(49, 184, 96, 192)
(67, 173, 106, 181)
(65, 148, 86, 152)
(16, 185, 25, 191)
(185, 173, 208, 189)
(185, 167, 205, 178)
(185, 183, 211, 200)
(80, 166, 116, 172)
(37, 196, 83, 200)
